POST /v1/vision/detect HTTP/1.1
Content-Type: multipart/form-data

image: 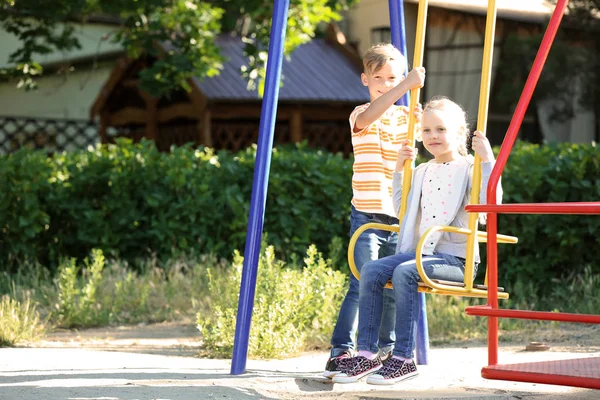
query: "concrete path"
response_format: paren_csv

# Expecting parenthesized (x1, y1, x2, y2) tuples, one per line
(1, 344, 598, 399)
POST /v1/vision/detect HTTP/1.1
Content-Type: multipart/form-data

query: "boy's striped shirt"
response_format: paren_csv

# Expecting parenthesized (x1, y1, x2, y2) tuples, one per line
(350, 103, 410, 217)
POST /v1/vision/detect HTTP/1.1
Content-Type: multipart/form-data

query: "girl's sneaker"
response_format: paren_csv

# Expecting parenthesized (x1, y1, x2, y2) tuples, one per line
(322, 351, 354, 378)
(331, 355, 382, 383)
(366, 357, 418, 385)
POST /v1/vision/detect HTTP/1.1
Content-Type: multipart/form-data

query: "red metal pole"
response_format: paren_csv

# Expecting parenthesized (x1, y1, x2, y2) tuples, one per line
(466, 202, 600, 215)
(467, 306, 600, 324)
(481, 0, 570, 367)
(487, 213, 499, 365)
(487, 0, 569, 205)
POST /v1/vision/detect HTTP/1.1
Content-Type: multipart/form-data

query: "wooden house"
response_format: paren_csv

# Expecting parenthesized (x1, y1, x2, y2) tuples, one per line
(90, 28, 368, 155)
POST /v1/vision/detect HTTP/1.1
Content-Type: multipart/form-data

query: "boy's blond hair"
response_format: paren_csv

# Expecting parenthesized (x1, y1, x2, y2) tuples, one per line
(363, 43, 406, 75)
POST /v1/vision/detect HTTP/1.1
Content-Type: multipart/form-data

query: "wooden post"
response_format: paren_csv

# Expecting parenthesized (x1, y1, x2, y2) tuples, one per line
(99, 112, 109, 144)
(290, 109, 303, 143)
(200, 109, 212, 147)
(137, 89, 159, 141)
(145, 97, 159, 141)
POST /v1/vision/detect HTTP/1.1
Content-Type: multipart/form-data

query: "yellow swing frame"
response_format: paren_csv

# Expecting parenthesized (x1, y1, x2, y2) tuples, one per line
(348, 0, 516, 299)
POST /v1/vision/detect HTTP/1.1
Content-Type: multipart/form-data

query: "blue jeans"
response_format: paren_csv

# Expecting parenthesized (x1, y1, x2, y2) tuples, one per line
(358, 251, 468, 359)
(330, 206, 398, 357)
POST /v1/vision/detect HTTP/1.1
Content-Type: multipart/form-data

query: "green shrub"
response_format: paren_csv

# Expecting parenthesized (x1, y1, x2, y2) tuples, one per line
(197, 244, 346, 358)
(1, 139, 598, 294)
(496, 141, 600, 292)
(52, 249, 223, 328)
(56, 249, 107, 328)
(0, 295, 45, 346)
(0, 140, 352, 272)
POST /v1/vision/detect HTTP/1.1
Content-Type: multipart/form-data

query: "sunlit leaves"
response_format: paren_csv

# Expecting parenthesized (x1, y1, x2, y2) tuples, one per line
(1, 0, 357, 97)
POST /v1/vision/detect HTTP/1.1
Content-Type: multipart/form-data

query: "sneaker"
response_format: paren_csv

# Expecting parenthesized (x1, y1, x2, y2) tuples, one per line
(322, 351, 354, 378)
(331, 355, 382, 383)
(379, 348, 393, 362)
(366, 357, 418, 385)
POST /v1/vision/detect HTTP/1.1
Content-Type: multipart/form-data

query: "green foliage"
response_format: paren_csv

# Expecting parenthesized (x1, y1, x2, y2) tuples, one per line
(197, 244, 346, 358)
(0, 149, 53, 265)
(496, 141, 600, 293)
(0, 295, 45, 346)
(1, 140, 599, 296)
(0, 140, 352, 272)
(57, 249, 107, 328)
(1, 245, 599, 354)
(496, 1, 600, 119)
(1, 0, 356, 96)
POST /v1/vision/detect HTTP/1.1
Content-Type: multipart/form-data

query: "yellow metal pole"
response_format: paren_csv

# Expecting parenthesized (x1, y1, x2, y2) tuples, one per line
(399, 0, 428, 222)
(464, 0, 497, 289)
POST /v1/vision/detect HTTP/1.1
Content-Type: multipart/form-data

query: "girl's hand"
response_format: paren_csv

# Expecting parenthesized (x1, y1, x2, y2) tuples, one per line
(395, 139, 418, 171)
(471, 130, 494, 162)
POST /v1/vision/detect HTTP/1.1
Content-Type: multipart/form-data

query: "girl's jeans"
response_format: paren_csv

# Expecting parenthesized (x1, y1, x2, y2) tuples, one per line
(358, 251, 468, 359)
(330, 205, 398, 357)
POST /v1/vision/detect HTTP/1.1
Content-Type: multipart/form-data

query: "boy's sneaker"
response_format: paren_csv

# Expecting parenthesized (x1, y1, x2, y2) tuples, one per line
(366, 357, 418, 385)
(323, 351, 354, 378)
(331, 355, 382, 383)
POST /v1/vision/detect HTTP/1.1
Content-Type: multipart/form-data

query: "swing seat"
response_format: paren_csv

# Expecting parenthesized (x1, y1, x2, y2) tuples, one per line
(348, 222, 516, 299)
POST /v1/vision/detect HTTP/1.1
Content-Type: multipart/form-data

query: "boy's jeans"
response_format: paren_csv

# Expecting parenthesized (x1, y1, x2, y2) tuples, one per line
(330, 205, 398, 357)
(357, 252, 468, 359)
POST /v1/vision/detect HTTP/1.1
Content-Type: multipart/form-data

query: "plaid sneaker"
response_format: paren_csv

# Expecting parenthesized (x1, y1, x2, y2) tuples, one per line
(366, 357, 418, 385)
(323, 351, 354, 378)
(331, 355, 382, 383)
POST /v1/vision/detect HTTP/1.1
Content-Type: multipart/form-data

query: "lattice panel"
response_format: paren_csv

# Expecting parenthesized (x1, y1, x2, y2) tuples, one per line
(0, 116, 99, 155)
(303, 121, 352, 156)
(157, 123, 199, 151)
(212, 120, 259, 152)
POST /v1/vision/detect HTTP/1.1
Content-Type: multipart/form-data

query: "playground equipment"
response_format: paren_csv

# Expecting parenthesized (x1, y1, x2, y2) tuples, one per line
(232, 0, 600, 388)
(348, 0, 600, 389)
(347, 0, 516, 366)
(463, 0, 600, 389)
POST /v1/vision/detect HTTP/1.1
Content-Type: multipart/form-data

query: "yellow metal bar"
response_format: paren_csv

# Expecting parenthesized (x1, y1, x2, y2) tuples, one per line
(415, 225, 508, 299)
(477, 231, 518, 244)
(347, 222, 399, 282)
(416, 226, 471, 291)
(347, 0, 429, 286)
(464, 0, 498, 289)
(418, 286, 509, 299)
(399, 0, 428, 223)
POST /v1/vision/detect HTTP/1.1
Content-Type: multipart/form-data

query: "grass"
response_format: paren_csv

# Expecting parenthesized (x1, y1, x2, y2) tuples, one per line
(1, 249, 599, 357)
(0, 294, 45, 346)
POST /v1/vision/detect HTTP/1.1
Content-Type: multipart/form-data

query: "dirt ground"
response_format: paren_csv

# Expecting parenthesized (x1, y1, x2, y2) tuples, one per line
(1, 321, 598, 400)
(31, 320, 600, 356)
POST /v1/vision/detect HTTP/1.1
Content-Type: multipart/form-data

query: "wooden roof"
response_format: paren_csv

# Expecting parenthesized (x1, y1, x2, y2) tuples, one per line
(91, 29, 367, 119)
(196, 35, 369, 103)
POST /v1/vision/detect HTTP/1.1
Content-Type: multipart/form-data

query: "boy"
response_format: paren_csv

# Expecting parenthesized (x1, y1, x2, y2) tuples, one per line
(324, 43, 425, 378)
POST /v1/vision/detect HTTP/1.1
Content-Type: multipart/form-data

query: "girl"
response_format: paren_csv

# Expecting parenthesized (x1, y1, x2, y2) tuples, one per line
(332, 96, 502, 385)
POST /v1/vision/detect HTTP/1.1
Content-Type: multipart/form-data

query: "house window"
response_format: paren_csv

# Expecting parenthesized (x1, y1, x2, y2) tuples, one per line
(371, 27, 391, 45)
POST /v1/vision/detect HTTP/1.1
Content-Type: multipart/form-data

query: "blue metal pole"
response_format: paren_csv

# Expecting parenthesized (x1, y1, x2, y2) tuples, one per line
(230, 0, 290, 375)
(389, 0, 430, 365)
(388, 0, 409, 107)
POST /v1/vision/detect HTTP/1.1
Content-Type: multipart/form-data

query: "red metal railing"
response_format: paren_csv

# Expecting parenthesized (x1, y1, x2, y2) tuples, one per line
(463, 0, 600, 381)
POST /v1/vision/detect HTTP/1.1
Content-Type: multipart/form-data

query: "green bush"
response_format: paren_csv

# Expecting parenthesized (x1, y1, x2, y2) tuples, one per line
(0, 295, 45, 346)
(0, 140, 352, 272)
(1, 139, 598, 293)
(496, 141, 600, 292)
(197, 244, 346, 358)
(51, 249, 222, 328)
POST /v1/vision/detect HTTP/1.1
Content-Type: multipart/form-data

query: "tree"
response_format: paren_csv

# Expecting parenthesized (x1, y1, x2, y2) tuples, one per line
(0, 0, 356, 97)
(494, 0, 599, 127)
